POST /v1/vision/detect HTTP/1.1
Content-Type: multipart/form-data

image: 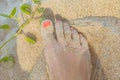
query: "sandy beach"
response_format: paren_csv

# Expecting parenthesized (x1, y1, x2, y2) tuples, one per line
(0, 0, 120, 80)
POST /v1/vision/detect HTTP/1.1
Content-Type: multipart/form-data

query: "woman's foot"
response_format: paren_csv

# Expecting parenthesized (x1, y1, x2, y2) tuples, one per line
(41, 19, 91, 80)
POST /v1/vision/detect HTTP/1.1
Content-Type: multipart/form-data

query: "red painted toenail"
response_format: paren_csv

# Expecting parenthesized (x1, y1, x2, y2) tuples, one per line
(43, 20, 51, 28)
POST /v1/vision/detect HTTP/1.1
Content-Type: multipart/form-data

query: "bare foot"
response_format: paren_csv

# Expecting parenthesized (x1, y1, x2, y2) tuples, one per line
(41, 19, 91, 80)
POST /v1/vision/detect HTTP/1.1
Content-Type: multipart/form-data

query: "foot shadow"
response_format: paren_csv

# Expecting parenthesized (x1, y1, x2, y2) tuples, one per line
(39, 8, 108, 80)
(89, 45, 108, 80)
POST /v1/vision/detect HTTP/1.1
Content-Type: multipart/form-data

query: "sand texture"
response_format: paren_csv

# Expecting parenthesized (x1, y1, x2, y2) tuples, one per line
(0, 0, 120, 80)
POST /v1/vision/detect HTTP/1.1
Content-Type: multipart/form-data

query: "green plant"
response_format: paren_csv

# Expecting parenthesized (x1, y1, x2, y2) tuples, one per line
(0, 0, 44, 65)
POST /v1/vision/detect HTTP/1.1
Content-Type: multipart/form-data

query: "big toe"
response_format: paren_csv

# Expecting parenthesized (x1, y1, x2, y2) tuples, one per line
(41, 19, 55, 43)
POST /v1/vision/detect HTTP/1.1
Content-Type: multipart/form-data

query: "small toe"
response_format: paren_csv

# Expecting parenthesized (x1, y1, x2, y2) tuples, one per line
(71, 28, 80, 47)
(63, 22, 72, 43)
(41, 19, 54, 41)
(55, 20, 64, 43)
(80, 34, 89, 49)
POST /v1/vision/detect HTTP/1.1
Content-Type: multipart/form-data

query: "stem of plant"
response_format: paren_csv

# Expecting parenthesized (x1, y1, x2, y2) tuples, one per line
(0, 35, 16, 49)
(0, 3, 41, 51)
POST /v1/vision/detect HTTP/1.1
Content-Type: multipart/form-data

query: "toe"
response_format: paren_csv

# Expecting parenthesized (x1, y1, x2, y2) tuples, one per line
(55, 20, 64, 43)
(71, 28, 80, 47)
(80, 34, 89, 49)
(41, 19, 55, 42)
(63, 22, 72, 44)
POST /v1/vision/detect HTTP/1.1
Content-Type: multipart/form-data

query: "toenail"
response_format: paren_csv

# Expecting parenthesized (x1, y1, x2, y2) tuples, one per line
(63, 22, 68, 26)
(70, 27, 74, 30)
(42, 20, 51, 28)
(56, 20, 61, 23)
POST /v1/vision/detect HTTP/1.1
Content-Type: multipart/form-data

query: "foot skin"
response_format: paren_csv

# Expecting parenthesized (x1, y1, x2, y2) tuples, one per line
(41, 19, 91, 80)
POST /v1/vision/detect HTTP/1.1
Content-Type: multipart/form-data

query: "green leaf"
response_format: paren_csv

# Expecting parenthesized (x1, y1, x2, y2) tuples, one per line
(38, 7, 44, 13)
(25, 36, 36, 44)
(21, 3, 31, 15)
(0, 56, 14, 63)
(0, 13, 11, 18)
(0, 24, 10, 30)
(10, 7, 17, 17)
(33, 0, 41, 4)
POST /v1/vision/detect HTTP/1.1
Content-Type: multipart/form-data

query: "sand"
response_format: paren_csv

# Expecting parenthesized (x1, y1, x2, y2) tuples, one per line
(0, 0, 120, 80)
